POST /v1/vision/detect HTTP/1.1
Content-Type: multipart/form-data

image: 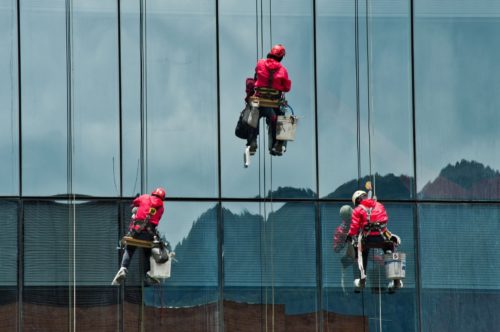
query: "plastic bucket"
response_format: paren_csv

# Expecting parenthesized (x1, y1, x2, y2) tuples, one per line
(149, 256, 172, 279)
(276, 115, 298, 141)
(384, 252, 406, 280)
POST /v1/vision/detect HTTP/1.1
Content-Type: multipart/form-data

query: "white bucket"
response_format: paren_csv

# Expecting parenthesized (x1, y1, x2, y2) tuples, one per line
(149, 256, 172, 279)
(276, 115, 298, 141)
(384, 252, 406, 280)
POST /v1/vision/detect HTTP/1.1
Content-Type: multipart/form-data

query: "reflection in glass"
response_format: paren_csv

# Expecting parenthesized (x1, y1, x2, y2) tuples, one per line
(120, 201, 219, 330)
(21, 1, 68, 196)
(143, 0, 218, 197)
(0, 200, 18, 331)
(415, 2, 500, 199)
(419, 204, 500, 331)
(23, 200, 119, 330)
(322, 202, 417, 332)
(223, 202, 317, 331)
(0, 200, 17, 285)
(0, 1, 18, 195)
(120, 0, 142, 197)
(316, 0, 358, 199)
(71, 1, 120, 196)
(317, 0, 413, 200)
(220, 0, 316, 199)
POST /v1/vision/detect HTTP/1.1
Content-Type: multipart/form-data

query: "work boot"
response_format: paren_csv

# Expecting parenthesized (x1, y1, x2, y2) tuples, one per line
(145, 271, 160, 285)
(388, 279, 403, 293)
(271, 142, 283, 156)
(353, 278, 366, 293)
(248, 140, 258, 155)
(111, 267, 128, 286)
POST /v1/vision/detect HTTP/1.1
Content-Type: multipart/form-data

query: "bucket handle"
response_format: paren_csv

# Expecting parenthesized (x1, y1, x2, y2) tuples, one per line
(285, 102, 295, 115)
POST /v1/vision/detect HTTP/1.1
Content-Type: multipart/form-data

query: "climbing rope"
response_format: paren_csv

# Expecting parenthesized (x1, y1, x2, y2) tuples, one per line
(355, 0, 384, 330)
(254, 0, 277, 329)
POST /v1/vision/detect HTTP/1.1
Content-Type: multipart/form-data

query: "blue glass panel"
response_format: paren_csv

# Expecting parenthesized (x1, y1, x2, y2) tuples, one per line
(71, 1, 120, 196)
(419, 203, 500, 331)
(220, 0, 316, 199)
(143, 0, 218, 197)
(120, 0, 142, 197)
(0, 200, 17, 285)
(0, 1, 18, 195)
(316, 1, 358, 199)
(21, 0, 67, 196)
(322, 202, 417, 332)
(118, 201, 220, 307)
(0, 199, 17, 330)
(415, 2, 500, 200)
(224, 202, 317, 330)
(317, 0, 414, 200)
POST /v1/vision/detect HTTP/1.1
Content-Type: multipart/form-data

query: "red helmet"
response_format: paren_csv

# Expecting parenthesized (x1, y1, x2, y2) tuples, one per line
(151, 187, 166, 200)
(269, 44, 286, 58)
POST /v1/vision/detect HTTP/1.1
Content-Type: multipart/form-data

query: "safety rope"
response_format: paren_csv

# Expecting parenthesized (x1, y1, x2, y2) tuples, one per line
(365, 0, 376, 198)
(254, 0, 276, 329)
(358, 0, 384, 329)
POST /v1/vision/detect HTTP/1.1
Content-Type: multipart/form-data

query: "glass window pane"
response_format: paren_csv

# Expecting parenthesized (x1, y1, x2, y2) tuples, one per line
(23, 201, 70, 330)
(415, 1, 500, 200)
(120, 0, 142, 197)
(419, 204, 500, 331)
(224, 202, 318, 330)
(317, 1, 358, 199)
(72, 1, 120, 196)
(363, 2, 413, 200)
(0, 200, 18, 331)
(322, 202, 418, 332)
(21, 1, 67, 196)
(317, 1, 414, 200)
(0, 0, 18, 195)
(220, 0, 316, 199)
(119, 201, 219, 330)
(143, 0, 218, 197)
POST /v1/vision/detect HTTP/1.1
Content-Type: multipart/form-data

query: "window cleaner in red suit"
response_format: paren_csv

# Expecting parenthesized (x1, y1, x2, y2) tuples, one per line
(112, 187, 166, 286)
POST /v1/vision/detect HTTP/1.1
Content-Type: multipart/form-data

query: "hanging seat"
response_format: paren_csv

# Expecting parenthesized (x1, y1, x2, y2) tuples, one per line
(120, 236, 154, 248)
(249, 87, 285, 108)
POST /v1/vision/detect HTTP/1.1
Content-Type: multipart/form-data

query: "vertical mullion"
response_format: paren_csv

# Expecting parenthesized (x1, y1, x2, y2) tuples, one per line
(409, 0, 422, 331)
(16, 0, 23, 327)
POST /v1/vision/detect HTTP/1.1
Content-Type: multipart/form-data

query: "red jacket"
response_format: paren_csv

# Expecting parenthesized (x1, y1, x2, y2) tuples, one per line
(131, 194, 164, 230)
(254, 58, 291, 92)
(348, 199, 388, 237)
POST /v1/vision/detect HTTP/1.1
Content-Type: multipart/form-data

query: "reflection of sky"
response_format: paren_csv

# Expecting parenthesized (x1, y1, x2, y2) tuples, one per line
(0, 2, 18, 195)
(1, 0, 499, 197)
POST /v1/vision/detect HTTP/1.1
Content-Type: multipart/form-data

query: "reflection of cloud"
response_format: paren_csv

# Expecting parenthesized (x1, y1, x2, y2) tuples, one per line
(415, 19, 500, 189)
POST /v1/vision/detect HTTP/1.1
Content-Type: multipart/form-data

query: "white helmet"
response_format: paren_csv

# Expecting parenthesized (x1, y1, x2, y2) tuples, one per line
(352, 190, 367, 206)
(339, 205, 353, 221)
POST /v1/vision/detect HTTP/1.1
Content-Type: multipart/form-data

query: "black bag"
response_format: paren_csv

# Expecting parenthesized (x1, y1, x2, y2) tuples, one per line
(235, 105, 253, 139)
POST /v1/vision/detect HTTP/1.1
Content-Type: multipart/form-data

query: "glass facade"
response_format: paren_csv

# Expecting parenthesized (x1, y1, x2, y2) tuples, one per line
(1, 0, 499, 331)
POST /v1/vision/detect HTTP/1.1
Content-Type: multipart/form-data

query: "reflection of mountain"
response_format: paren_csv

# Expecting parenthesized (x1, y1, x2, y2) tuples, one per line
(164, 159, 500, 312)
(325, 173, 412, 199)
(420, 160, 500, 199)
(262, 186, 315, 199)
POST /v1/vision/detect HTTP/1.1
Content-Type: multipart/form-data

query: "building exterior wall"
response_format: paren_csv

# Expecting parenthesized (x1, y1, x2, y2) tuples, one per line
(1, 0, 500, 331)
